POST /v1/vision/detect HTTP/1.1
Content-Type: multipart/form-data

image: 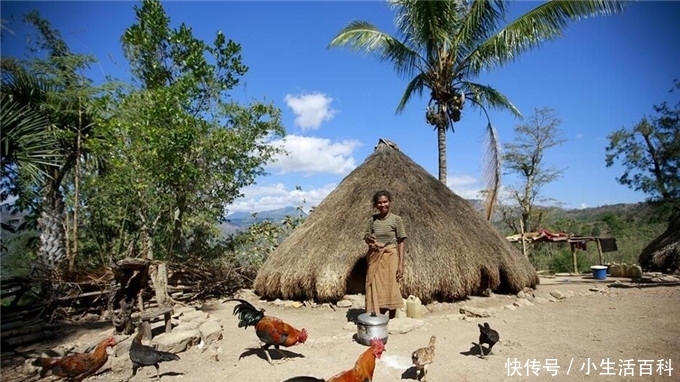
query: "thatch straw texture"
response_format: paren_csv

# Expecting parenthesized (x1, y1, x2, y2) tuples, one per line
(639, 215, 680, 274)
(254, 140, 539, 303)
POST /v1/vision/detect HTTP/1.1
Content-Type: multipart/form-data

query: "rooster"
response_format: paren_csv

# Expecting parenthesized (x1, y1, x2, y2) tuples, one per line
(127, 326, 180, 381)
(327, 338, 385, 382)
(411, 335, 436, 382)
(478, 322, 500, 359)
(282, 338, 385, 382)
(224, 298, 308, 365)
(33, 336, 117, 382)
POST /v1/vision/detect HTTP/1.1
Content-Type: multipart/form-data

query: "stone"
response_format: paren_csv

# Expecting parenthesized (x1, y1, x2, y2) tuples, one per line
(627, 265, 643, 279)
(460, 306, 492, 318)
(387, 317, 425, 334)
(336, 299, 353, 308)
(199, 320, 223, 344)
(180, 309, 210, 322)
(516, 291, 527, 299)
(504, 304, 517, 311)
(173, 306, 197, 318)
(153, 329, 201, 353)
(513, 299, 534, 307)
(442, 313, 466, 320)
(550, 290, 567, 300)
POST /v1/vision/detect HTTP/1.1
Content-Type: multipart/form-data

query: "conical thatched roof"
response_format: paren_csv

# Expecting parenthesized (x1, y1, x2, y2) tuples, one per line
(639, 215, 680, 274)
(254, 139, 539, 303)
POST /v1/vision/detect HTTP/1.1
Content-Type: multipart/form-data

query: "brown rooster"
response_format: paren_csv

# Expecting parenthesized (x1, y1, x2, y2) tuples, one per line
(33, 336, 117, 382)
(411, 335, 436, 382)
(127, 326, 180, 381)
(224, 298, 308, 365)
(327, 338, 385, 382)
(282, 338, 385, 382)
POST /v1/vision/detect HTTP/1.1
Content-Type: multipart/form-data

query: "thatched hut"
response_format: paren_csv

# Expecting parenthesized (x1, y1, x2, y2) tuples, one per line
(254, 139, 539, 303)
(639, 215, 680, 274)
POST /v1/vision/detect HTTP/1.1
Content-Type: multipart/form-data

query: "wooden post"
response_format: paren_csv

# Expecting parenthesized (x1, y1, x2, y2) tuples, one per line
(596, 238, 604, 265)
(570, 242, 578, 274)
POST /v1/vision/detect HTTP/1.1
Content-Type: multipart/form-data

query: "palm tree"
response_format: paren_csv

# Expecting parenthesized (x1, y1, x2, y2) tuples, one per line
(1, 63, 61, 186)
(330, 0, 627, 219)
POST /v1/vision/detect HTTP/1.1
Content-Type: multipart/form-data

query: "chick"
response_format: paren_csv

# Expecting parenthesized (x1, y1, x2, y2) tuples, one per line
(411, 335, 436, 382)
(478, 322, 500, 359)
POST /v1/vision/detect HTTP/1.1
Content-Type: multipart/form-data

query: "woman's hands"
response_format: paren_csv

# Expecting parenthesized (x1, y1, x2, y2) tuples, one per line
(365, 235, 378, 250)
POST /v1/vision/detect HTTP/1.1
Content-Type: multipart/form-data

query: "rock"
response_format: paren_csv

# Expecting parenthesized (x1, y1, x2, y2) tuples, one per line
(627, 265, 643, 279)
(426, 301, 444, 313)
(460, 306, 492, 317)
(387, 317, 425, 334)
(442, 313, 466, 320)
(174, 321, 200, 330)
(550, 290, 567, 300)
(513, 299, 534, 307)
(272, 298, 285, 306)
(336, 299, 353, 308)
(153, 329, 200, 353)
(199, 320, 223, 344)
(516, 291, 527, 299)
(283, 300, 302, 308)
(173, 306, 197, 318)
(504, 304, 517, 311)
(180, 309, 210, 322)
(343, 294, 364, 303)
(547, 296, 557, 302)
(661, 275, 680, 282)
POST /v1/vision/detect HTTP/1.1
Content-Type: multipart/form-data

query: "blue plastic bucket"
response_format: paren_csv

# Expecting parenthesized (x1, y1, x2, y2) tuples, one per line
(591, 265, 608, 280)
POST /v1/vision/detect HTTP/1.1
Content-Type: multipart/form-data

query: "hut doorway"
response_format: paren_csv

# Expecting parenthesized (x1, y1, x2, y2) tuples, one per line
(346, 257, 367, 294)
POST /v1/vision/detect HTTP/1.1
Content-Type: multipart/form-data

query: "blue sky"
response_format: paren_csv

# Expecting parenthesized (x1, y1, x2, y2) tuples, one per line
(2, 1, 679, 214)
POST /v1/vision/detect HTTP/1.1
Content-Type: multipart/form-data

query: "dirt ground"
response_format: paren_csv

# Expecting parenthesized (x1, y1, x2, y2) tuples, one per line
(2, 276, 679, 382)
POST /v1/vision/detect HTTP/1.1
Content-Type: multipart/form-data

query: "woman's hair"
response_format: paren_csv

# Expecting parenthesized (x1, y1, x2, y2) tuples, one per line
(372, 190, 392, 206)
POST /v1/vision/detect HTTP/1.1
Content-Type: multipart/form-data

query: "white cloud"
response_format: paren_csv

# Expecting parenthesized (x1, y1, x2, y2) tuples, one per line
(227, 183, 337, 214)
(580, 203, 589, 209)
(446, 174, 485, 200)
(448, 174, 515, 202)
(576, 133, 584, 139)
(284, 92, 338, 130)
(269, 135, 360, 175)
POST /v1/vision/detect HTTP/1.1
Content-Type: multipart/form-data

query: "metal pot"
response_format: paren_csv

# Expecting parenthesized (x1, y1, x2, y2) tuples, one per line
(355, 312, 389, 346)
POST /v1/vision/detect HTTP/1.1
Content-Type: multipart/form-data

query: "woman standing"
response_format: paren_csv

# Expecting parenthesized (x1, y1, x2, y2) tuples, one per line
(363, 190, 407, 318)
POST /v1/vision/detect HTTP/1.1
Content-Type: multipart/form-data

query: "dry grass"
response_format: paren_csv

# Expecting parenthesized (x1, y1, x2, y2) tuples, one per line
(639, 215, 680, 274)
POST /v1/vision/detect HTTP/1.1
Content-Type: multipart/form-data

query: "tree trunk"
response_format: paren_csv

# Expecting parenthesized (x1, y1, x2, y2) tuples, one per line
(437, 123, 447, 184)
(37, 185, 66, 271)
(149, 262, 170, 307)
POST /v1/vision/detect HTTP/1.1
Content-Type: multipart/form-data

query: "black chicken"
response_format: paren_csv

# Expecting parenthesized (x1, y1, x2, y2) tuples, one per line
(477, 322, 499, 359)
(127, 327, 180, 381)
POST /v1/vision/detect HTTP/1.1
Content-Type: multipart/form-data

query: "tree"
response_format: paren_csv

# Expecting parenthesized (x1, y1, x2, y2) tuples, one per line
(330, 0, 626, 219)
(606, 79, 680, 213)
(1, 64, 61, 195)
(501, 107, 566, 236)
(91, 0, 284, 261)
(2, 12, 104, 273)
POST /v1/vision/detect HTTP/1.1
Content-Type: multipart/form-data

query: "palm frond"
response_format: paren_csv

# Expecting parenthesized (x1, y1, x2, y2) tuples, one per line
(464, 0, 629, 74)
(396, 72, 427, 114)
(464, 81, 522, 118)
(329, 20, 423, 78)
(482, 122, 502, 221)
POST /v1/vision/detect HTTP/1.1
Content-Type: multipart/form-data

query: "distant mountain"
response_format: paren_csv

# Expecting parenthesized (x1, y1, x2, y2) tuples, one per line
(221, 206, 307, 235)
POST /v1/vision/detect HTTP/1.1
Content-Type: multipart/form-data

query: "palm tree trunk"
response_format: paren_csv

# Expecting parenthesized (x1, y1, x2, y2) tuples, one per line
(37, 184, 66, 271)
(437, 124, 447, 183)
